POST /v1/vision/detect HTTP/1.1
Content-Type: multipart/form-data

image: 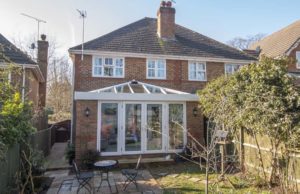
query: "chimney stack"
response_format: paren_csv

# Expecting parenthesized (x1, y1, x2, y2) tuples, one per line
(157, 1, 176, 40)
(38, 34, 49, 108)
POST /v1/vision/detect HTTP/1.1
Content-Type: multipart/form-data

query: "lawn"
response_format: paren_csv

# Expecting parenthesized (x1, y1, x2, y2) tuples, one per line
(147, 162, 272, 194)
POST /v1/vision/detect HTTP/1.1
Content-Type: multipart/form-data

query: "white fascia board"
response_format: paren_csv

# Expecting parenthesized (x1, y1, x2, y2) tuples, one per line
(74, 91, 199, 102)
(0, 62, 45, 82)
(68, 50, 254, 64)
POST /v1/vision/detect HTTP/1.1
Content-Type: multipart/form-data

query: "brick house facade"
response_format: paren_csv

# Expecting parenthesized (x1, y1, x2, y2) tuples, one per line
(0, 34, 49, 130)
(69, 4, 254, 160)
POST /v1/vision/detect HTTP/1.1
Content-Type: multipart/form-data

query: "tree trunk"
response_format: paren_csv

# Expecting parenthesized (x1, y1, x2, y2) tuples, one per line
(269, 140, 280, 185)
(253, 133, 268, 182)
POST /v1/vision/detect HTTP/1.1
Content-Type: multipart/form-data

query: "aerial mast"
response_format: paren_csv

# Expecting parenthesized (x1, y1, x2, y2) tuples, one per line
(21, 13, 47, 41)
(77, 9, 87, 61)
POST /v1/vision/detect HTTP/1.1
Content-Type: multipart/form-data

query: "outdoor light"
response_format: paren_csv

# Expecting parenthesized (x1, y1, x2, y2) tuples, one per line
(84, 107, 90, 117)
(193, 107, 198, 117)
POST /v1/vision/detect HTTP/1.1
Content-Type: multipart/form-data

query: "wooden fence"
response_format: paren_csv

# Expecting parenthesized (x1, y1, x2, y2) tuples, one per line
(237, 133, 300, 191)
(0, 144, 20, 194)
(0, 126, 54, 193)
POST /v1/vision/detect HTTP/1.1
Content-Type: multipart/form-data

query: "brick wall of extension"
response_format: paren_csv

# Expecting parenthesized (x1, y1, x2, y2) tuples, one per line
(73, 54, 226, 160)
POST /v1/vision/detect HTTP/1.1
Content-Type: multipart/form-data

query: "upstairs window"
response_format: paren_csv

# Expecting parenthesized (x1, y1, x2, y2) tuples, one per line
(93, 56, 124, 77)
(225, 64, 242, 75)
(147, 59, 166, 79)
(296, 51, 300, 69)
(188, 61, 206, 81)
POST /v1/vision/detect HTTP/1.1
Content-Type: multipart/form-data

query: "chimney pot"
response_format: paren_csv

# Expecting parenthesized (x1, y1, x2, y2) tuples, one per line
(41, 34, 46, 41)
(166, 1, 172, 7)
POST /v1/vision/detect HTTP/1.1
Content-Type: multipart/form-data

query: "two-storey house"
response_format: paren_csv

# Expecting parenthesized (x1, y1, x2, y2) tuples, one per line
(69, 3, 254, 160)
(0, 33, 49, 129)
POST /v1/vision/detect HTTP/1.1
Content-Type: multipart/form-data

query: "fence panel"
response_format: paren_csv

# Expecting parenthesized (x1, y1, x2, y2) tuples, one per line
(30, 127, 52, 156)
(0, 144, 20, 194)
(241, 133, 300, 191)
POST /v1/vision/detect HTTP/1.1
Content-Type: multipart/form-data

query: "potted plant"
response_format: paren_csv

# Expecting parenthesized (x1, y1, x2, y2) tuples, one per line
(65, 142, 75, 165)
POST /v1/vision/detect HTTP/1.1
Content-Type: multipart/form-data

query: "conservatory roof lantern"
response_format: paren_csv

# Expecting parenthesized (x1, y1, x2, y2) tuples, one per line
(74, 80, 199, 102)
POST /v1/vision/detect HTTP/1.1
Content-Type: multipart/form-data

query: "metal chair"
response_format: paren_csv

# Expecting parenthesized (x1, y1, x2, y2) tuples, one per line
(73, 161, 94, 194)
(121, 155, 142, 191)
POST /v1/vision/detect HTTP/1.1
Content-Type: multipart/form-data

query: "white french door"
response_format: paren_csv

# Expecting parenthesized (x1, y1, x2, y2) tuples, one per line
(98, 101, 186, 156)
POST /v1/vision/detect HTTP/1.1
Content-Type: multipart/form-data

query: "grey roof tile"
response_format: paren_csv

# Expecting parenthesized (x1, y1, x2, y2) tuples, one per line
(70, 18, 255, 61)
(0, 33, 36, 64)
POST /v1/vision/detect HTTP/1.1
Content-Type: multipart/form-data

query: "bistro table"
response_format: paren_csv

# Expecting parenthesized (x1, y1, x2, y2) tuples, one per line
(94, 160, 118, 193)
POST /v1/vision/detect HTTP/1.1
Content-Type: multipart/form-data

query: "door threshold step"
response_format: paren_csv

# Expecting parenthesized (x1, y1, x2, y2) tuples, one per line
(118, 157, 174, 164)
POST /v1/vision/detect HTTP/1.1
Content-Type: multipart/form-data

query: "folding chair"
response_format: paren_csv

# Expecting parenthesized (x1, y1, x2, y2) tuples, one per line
(73, 161, 94, 194)
(121, 155, 142, 191)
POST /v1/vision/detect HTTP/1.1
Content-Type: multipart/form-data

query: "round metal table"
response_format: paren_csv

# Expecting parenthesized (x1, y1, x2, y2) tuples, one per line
(94, 160, 118, 193)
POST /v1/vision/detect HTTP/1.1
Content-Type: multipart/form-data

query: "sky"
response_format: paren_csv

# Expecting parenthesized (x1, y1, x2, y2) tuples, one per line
(0, 0, 300, 57)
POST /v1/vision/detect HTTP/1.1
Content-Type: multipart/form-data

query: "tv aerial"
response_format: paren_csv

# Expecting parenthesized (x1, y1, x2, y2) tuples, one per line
(77, 9, 87, 61)
(21, 13, 47, 41)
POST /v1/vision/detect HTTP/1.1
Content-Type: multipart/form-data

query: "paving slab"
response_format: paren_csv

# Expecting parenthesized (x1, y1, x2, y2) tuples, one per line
(46, 169, 162, 194)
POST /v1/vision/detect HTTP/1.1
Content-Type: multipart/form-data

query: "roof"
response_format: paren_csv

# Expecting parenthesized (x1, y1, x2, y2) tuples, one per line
(70, 18, 254, 61)
(75, 80, 198, 102)
(0, 33, 36, 64)
(250, 20, 300, 57)
(91, 80, 189, 94)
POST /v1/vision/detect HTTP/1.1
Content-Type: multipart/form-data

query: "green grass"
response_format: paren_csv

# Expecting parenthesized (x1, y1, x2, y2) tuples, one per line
(147, 162, 272, 194)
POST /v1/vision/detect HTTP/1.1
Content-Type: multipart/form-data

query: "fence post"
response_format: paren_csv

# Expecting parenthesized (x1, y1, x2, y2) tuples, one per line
(240, 127, 245, 172)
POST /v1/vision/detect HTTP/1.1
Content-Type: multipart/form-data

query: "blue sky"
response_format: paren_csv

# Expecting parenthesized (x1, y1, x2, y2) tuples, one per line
(0, 0, 299, 56)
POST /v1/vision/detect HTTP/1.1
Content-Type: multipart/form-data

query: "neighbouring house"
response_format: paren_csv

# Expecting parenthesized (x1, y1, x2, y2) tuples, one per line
(68, 3, 255, 160)
(0, 33, 49, 130)
(249, 20, 300, 78)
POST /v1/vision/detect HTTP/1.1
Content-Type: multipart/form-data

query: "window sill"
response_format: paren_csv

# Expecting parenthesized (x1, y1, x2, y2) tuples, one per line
(92, 75, 125, 78)
(188, 79, 207, 82)
(146, 77, 167, 80)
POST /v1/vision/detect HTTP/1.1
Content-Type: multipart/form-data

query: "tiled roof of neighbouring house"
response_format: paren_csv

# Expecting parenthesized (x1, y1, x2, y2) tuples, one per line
(250, 20, 300, 57)
(70, 18, 255, 61)
(0, 33, 36, 64)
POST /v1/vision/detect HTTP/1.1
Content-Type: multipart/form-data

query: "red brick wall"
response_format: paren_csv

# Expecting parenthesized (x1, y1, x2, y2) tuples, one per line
(187, 102, 205, 145)
(25, 69, 40, 110)
(75, 100, 98, 161)
(157, 7, 175, 39)
(73, 54, 225, 93)
(73, 54, 228, 158)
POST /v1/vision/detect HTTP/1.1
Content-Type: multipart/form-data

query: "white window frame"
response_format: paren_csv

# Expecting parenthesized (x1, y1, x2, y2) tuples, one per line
(146, 59, 166, 80)
(188, 61, 207, 81)
(92, 56, 125, 78)
(97, 101, 187, 156)
(296, 51, 300, 69)
(225, 64, 243, 75)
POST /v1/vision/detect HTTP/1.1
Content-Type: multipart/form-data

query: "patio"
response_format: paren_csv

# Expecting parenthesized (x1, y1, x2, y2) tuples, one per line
(46, 169, 163, 194)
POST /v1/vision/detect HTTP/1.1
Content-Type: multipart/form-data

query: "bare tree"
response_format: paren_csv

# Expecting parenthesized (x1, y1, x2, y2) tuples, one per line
(227, 33, 266, 50)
